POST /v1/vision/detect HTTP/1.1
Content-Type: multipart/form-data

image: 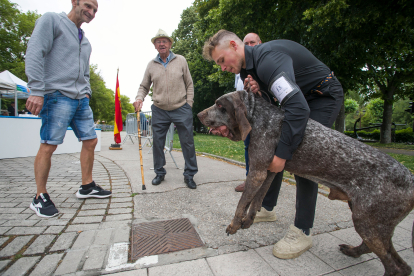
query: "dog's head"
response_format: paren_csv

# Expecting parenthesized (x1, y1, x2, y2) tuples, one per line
(197, 90, 251, 141)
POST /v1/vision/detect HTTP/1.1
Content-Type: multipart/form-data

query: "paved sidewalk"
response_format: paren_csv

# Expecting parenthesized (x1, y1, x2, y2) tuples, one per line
(0, 131, 413, 276)
(0, 150, 133, 275)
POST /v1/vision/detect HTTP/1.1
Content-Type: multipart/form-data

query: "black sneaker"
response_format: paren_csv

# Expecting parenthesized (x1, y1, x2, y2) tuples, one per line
(30, 193, 59, 218)
(76, 184, 112, 199)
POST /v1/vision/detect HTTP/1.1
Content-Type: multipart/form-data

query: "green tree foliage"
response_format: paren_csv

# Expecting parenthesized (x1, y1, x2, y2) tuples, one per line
(88, 65, 134, 125)
(302, 0, 414, 143)
(0, 0, 40, 80)
(392, 98, 413, 129)
(344, 98, 358, 114)
(171, 5, 235, 131)
(173, 0, 413, 141)
(89, 65, 114, 124)
(120, 94, 134, 122)
(363, 98, 384, 126)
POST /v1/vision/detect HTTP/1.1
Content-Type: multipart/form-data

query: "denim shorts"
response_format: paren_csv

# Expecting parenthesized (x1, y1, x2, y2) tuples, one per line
(39, 91, 96, 145)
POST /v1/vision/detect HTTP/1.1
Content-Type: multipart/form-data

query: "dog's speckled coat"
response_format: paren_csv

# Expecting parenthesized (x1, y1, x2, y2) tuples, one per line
(198, 90, 414, 276)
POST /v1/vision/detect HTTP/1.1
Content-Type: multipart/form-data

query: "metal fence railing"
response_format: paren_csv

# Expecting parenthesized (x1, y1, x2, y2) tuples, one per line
(95, 124, 114, 131)
(123, 112, 180, 169)
(164, 123, 180, 169)
(123, 112, 153, 152)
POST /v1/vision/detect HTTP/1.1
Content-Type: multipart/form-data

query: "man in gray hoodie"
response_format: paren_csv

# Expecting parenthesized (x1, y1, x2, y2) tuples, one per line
(25, 0, 111, 218)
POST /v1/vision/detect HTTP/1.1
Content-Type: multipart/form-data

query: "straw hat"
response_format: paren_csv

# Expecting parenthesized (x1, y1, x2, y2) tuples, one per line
(151, 29, 174, 44)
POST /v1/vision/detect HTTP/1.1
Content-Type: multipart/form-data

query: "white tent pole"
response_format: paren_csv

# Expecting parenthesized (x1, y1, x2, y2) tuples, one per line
(14, 87, 18, 116)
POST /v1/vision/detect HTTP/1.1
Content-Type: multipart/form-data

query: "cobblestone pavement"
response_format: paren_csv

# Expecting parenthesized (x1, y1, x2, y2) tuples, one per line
(0, 154, 133, 275)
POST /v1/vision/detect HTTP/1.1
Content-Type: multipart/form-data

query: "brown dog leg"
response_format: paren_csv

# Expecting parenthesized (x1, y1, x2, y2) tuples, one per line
(242, 171, 276, 229)
(226, 169, 268, 235)
(350, 211, 412, 276)
(339, 241, 371, 258)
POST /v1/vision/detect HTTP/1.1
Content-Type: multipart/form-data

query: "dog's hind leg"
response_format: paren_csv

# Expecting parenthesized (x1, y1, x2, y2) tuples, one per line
(356, 228, 410, 276)
(339, 241, 371, 258)
(241, 171, 276, 229)
(348, 209, 412, 276)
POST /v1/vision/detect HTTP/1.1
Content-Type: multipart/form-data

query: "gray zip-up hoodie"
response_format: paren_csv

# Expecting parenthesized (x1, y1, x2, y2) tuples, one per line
(26, 12, 92, 99)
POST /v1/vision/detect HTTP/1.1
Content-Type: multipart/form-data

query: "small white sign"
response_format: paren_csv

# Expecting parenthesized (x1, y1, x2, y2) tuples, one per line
(271, 76, 294, 102)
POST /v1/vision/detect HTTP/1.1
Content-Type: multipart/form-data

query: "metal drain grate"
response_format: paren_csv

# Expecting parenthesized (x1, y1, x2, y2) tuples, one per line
(131, 218, 204, 260)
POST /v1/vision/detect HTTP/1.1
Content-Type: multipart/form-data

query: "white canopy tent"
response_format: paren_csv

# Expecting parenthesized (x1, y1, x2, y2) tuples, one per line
(0, 70, 30, 116)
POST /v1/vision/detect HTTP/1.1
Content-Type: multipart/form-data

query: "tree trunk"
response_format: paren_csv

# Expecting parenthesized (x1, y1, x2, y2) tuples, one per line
(334, 101, 345, 133)
(380, 88, 394, 144)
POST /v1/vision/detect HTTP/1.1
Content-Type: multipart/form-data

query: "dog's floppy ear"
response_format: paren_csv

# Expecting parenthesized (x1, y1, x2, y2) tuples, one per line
(233, 92, 251, 141)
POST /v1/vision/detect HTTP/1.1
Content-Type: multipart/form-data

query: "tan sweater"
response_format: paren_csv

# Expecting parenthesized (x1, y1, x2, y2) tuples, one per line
(136, 52, 194, 111)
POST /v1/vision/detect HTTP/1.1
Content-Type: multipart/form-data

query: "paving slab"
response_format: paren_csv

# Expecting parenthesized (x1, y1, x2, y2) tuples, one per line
(50, 232, 77, 251)
(0, 227, 12, 235)
(78, 209, 106, 216)
(3, 256, 40, 276)
(148, 258, 213, 276)
(113, 226, 131, 243)
(83, 245, 108, 270)
(255, 245, 335, 276)
(1, 219, 39, 227)
(44, 225, 65, 234)
(337, 258, 384, 275)
(207, 249, 276, 276)
(0, 260, 11, 271)
(106, 214, 132, 221)
(309, 233, 373, 270)
(24, 234, 56, 255)
(54, 249, 86, 275)
(72, 230, 96, 249)
(108, 208, 133, 214)
(65, 223, 100, 232)
(94, 228, 113, 245)
(5, 226, 46, 235)
(29, 253, 64, 276)
(392, 226, 413, 250)
(72, 216, 104, 224)
(106, 270, 147, 276)
(0, 235, 33, 257)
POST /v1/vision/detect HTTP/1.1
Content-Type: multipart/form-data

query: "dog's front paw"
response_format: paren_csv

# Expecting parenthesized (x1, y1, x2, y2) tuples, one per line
(226, 221, 241, 235)
(241, 214, 255, 229)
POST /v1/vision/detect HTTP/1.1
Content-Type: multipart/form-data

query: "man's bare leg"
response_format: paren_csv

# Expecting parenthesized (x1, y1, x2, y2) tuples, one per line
(76, 138, 111, 199)
(80, 138, 98, 185)
(35, 143, 57, 197)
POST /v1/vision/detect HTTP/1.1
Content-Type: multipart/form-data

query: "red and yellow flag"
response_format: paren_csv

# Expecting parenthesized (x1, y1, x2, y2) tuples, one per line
(114, 70, 123, 144)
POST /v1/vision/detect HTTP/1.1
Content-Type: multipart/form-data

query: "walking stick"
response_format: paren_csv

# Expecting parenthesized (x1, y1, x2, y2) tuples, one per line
(137, 110, 146, 190)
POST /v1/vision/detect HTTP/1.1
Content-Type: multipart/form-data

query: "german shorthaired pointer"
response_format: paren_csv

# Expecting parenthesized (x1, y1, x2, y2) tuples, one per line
(197, 90, 414, 276)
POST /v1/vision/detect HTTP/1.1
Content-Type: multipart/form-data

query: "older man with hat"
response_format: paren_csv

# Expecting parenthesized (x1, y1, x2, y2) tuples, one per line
(133, 29, 198, 189)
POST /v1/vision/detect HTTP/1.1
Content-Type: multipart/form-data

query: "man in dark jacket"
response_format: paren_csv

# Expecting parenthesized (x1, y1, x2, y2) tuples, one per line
(203, 30, 343, 259)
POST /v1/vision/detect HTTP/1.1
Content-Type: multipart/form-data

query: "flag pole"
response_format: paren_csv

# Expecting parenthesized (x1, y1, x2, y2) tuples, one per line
(110, 67, 123, 150)
(137, 110, 146, 190)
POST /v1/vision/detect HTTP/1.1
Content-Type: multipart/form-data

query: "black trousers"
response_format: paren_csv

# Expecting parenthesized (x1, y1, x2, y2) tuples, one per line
(151, 103, 198, 179)
(262, 76, 343, 230)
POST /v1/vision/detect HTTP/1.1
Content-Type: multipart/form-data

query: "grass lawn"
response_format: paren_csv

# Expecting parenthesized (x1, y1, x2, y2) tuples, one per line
(173, 133, 245, 162)
(173, 133, 414, 174)
(366, 142, 414, 150)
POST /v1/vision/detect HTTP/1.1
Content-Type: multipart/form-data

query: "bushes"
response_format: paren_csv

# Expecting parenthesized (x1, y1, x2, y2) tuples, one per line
(344, 128, 413, 143)
(395, 128, 414, 143)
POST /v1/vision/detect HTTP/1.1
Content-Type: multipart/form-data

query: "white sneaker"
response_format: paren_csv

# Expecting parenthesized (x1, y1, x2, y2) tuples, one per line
(253, 207, 277, 223)
(273, 225, 313, 259)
